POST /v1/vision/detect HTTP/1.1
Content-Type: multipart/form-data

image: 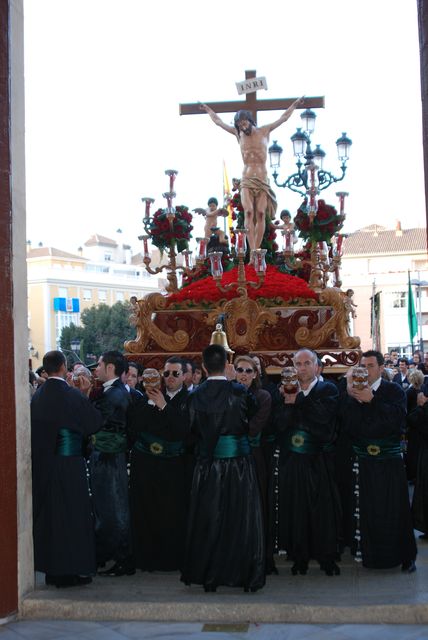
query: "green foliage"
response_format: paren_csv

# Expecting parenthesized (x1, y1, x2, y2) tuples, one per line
(59, 301, 136, 363)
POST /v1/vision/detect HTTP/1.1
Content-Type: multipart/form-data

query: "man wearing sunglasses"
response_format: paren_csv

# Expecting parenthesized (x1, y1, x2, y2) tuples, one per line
(127, 357, 191, 573)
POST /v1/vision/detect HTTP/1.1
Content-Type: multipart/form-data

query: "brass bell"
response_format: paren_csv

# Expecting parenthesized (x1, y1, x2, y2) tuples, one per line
(209, 323, 234, 356)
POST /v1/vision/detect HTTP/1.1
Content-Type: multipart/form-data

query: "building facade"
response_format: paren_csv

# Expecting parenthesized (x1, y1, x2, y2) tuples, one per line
(340, 223, 428, 356)
(27, 234, 160, 369)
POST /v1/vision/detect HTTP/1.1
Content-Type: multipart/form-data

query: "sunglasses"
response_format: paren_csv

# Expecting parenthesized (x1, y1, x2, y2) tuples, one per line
(236, 367, 254, 374)
(163, 370, 181, 378)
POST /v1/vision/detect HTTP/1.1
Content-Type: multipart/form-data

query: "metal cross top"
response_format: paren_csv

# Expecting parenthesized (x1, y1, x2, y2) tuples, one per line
(179, 69, 324, 125)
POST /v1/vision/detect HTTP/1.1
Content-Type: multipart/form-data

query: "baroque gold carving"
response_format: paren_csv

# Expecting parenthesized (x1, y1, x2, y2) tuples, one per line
(124, 292, 189, 353)
(206, 297, 278, 350)
(294, 287, 360, 349)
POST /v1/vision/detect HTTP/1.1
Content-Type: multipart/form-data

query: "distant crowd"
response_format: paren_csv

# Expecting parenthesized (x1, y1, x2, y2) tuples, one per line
(30, 346, 428, 590)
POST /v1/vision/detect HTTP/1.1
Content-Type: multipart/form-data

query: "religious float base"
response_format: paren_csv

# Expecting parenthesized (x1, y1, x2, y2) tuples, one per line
(124, 264, 361, 374)
(21, 547, 428, 624)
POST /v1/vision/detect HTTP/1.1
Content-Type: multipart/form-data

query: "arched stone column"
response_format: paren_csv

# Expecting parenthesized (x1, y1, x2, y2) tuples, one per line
(0, 0, 32, 619)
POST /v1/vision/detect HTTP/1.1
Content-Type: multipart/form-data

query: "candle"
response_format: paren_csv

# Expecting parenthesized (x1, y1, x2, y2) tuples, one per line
(253, 249, 267, 273)
(141, 197, 155, 220)
(209, 251, 223, 278)
(196, 237, 207, 261)
(236, 229, 247, 256)
(165, 169, 178, 192)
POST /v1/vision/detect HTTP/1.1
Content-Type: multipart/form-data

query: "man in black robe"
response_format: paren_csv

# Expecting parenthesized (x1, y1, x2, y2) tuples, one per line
(181, 344, 265, 593)
(341, 349, 417, 571)
(31, 350, 103, 587)
(127, 357, 190, 571)
(90, 350, 132, 576)
(408, 387, 428, 538)
(272, 348, 341, 576)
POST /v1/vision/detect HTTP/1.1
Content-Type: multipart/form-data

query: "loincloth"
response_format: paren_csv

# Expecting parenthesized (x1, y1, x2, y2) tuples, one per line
(240, 177, 277, 219)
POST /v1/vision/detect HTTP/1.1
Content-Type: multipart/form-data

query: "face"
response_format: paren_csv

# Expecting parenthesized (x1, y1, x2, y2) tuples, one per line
(95, 357, 109, 382)
(208, 202, 217, 212)
(163, 362, 184, 393)
(252, 356, 262, 376)
(192, 368, 202, 385)
(399, 361, 408, 374)
(293, 350, 317, 385)
(413, 354, 421, 364)
(360, 356, 383, 385)
(235, 360, 256, 389)
(183, 363, 193, 387)
(238, 119, 252, 135)
(390, 351, 398, 362)
(127, 365, 139, 389)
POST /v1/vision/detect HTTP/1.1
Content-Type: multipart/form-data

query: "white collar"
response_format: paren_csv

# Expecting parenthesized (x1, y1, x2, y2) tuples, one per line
(207, 376, 228, 381)
(103, 377, 119, 390)
(370, 377, 382, 392)
(166, 386, 183, 399)
(48, 376, 67, 383)
(300, 377, 318, 397)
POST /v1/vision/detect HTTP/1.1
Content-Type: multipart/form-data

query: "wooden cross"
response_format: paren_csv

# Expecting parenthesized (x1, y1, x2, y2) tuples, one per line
(179, 69, 324, 125)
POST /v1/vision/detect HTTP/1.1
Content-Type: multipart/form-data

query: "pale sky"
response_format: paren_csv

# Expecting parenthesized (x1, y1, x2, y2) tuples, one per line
(23, 0, 425, 256)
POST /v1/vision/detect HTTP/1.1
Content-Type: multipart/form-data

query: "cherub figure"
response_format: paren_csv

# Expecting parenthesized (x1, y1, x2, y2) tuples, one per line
(194, 197, 228, 240)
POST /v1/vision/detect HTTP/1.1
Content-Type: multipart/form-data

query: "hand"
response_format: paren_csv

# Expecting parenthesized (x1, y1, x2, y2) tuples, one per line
(417, 392, 428, 407)
(146, 387, 167, 409)
(78, 375, 93, 397)
(225, 363, 236, 381)
(283, 392, 297, 405)
(199, 102, 210, 113)
(352, 386, 374, 403)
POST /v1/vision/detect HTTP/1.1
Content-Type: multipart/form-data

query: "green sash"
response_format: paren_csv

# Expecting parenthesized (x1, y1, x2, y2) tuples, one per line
(55, 428, 83, 456)
(134, 432, 185, 458)
(248, 433, 261, 448)
(285, 429, 333, 455)
(201, 434, 251, 459)
(91, 430, 127, 454)
(353, 437, 402, 460)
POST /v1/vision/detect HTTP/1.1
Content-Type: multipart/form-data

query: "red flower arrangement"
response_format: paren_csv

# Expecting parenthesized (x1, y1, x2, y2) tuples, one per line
(145, 205, 193, 254)
(294, 199, 344, 243)
(167, 264, 318, 306)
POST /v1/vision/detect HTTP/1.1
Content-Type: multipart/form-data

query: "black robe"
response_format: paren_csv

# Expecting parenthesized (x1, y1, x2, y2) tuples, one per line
(31, 378, 103, 576)
(127, 386, 190, 571)
(341, 379, 417, 568)
(408, 401, 428, 534)
(181, 379, 265, 591)
(89, 379, 131, 566)
(272, 379, 341, 566)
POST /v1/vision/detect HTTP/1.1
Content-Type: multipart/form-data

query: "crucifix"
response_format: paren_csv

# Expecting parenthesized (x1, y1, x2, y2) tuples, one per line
(179, 69, 324, 124)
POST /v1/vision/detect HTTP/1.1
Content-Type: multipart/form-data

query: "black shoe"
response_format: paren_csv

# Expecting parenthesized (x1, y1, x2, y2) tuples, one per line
(320, 561, 340, 576)
(291, 562, 308, 575)
(401, 560, 417, 573)
(98, 563, 136, 577)
(45, 574, 92, 588)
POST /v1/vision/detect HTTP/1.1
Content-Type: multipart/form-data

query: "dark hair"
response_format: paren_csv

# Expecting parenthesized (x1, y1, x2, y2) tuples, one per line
(101, 350, 127, 377)
(280, 209, 291, 220)
(398, 357, 409, 366)
(203, 344, 227, 375)
(43, 350, 67, 375)
(35, 366, 46, 376)
(181, 358, 196, 374)
(234, 109, 256, 134)
(128, 361, 142, 376)
(207, 197, 218, 207)
(361, 350, 384, 366)
(165, 356, 184, 372)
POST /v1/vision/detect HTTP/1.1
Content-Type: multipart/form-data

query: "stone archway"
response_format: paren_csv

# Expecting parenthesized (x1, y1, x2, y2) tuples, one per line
(0, 0, 33, 619)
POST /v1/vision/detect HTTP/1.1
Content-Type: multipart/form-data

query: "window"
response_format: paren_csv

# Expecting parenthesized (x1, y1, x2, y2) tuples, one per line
(116, 291, 124, 302)
(98, 290, 107, 302)
(391, 292, 406, 309)
(104, 253, 112, 261)
(83, 289, 92, 301)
